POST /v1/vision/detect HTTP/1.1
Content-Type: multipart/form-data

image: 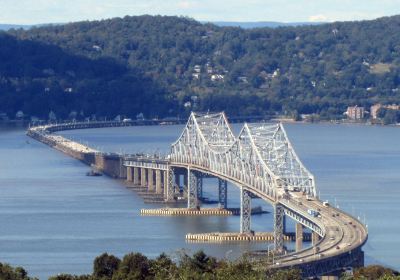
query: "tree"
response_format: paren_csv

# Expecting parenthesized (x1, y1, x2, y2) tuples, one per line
(93, 253, 121, 279)
(148, 253, 177, 280)
(112, 253, 150, 280)
(0, 263, 37, 280)
(353, 265, 398, 280)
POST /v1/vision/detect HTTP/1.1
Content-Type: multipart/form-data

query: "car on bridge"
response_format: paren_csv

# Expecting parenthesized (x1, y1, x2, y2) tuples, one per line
(307, 209, 319, 217)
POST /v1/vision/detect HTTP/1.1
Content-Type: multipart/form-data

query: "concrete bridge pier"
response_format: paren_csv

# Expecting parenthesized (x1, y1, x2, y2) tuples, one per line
(296, 223, 303, 252)
(218, 179, 228, 209)
(133, 167, 139, 185)
(126, 166, 133, 182)
(274, 203, 285, 253)
(312, 231, 320, 246)
(240, 187, 252, 233)
(155, 169, 162, 194)
(148, 169, 155, 192)
(141, 168, 147, 187)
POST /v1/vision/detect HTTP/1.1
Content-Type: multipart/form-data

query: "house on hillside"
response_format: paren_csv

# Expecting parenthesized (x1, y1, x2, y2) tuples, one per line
(346, 106, 365, 120)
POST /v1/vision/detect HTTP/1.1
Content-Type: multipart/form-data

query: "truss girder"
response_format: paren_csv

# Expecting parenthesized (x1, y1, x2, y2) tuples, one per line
(246, 124, 316, 196)
(274, 203, 285, 252)
(197, 176, 203, 199)
(170, 112, 317, 203)
(165, 167, 175, 202)
(240, 187, 252, 233)
(218, 178, 228, 209)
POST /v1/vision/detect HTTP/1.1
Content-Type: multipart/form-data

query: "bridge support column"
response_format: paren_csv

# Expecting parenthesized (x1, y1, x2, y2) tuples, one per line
(141, 168, 147, 187)
(155, 169, 162, 194)
(148, 169, 154, 191)
(187, 169, 199, 209)
(183, 173, 188, 194)
(274, 203, 285, 253)
(218, 179, 228, 209)
(312, 231, 320, 246)
(240, 187, 251, 233)
(133, 167, 139, 185)
(164, 168, 175, 202)
(175, 174, 180, 192)
(295, 223, 303, 252)
(126, 167, 132, 182)
(197, 177, 203, 199)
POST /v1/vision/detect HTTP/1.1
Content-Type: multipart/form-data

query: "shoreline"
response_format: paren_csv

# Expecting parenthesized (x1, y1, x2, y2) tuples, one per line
(2, 119, 389, 127)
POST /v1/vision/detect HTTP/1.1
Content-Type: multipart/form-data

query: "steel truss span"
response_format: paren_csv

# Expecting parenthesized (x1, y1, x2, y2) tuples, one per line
(171, 112, 316, 200)
(170, 112, 368, 277)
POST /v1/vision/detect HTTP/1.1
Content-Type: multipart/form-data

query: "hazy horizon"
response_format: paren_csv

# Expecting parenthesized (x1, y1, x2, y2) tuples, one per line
(0, 0, 399, 25)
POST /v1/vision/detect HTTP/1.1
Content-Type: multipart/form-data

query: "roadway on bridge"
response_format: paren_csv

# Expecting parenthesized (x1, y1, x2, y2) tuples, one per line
(171, 162, 368, 270)
(273, 189, 367, 268)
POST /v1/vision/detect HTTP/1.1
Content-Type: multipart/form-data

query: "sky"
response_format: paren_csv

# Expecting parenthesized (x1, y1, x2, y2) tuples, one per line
(0, 0, 400, 25)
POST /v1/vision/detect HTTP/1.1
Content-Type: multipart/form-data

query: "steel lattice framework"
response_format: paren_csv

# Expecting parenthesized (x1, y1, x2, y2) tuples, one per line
(170, 112, 316, 202)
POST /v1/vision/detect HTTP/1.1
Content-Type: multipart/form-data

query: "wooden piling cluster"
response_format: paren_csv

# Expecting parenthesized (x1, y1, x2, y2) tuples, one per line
(140, 207, 233, 216)
(185, 232, 292, 242)
(185, 232, 312, 243)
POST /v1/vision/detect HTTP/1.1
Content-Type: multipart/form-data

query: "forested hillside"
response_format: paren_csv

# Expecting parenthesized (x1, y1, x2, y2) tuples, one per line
(2, 15, 400, 120)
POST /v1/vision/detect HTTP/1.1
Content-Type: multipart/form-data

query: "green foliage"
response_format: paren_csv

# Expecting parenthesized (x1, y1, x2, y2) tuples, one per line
(148, 253, 177, 280)
(6, 254, 400, 280)
(2, 15, 400, 120)
(0, 263, 37, 280)
(112, 253, 150, 280)
(40, 250, 302, 280)
(93, 253, 120, 279)
(351, 265, 399, 280)
(214, 259, 265, 280)
(266, 269, 302, 280)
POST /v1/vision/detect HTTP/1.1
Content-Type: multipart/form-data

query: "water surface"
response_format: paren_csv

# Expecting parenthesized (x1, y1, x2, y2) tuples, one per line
(0, 123, 399, 278)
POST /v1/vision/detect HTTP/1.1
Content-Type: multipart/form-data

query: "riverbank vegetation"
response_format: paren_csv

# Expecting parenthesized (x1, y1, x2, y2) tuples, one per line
(1, 15, 400, 121)
(1, 251, 399, 280)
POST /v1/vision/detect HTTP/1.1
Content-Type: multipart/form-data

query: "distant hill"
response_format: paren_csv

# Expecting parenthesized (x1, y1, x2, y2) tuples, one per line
(209, 21, 324, 29)
(1, 15, 400, 121)
(0, 23, 62, 31)
(0, 24, 31, 31)
(0, 21, 323, 31)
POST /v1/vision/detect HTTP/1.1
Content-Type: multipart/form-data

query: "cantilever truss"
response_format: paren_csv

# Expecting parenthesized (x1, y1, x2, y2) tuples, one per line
(170, 112, 316, 202)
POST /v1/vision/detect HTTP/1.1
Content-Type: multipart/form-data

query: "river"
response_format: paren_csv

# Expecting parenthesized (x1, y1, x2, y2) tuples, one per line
(0, 122, 399, 279)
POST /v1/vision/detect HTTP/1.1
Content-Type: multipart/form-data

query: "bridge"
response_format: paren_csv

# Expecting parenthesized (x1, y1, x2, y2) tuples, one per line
(27, 112, 368, 278)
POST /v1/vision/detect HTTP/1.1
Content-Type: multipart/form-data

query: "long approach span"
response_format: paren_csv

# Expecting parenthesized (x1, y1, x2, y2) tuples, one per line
(27, 112, 368, 277)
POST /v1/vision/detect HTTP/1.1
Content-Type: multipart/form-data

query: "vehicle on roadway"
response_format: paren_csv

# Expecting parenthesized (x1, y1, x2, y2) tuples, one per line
(307, 209, 319, 217)
(288, 186, 300, 192)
